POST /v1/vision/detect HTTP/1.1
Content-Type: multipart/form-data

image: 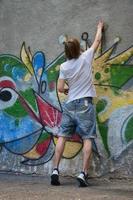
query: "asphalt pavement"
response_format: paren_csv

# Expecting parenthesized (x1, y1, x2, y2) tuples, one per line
(0, 172, 133, 200)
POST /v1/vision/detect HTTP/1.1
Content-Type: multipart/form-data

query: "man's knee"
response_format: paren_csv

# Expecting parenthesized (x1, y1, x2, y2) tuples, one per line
(83, 139, 92, 153)
(58, 136, 67, 142)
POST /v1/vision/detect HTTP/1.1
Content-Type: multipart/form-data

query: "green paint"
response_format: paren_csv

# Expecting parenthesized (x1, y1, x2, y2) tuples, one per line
(96, 99, 107, 113)
(104, 68, 110, 73)
(96, 100, 110, 155)
(47, 55, 65, 83)
(4, 89, 38, 118)
(125, 117, 133, 143)
(38, 131, 51, 144)
(97, 116, 110, 155)
(95, 72, 101, 80)
(4, 99, 28, 117)
(110, 64, 133, 89)
(0, 55, 28, 78)
(20, 89, 38, 113)
(15, 119, 19, 126)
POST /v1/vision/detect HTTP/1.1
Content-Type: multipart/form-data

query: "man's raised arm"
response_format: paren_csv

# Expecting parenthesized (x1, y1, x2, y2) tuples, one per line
(91, 20, 104, 51)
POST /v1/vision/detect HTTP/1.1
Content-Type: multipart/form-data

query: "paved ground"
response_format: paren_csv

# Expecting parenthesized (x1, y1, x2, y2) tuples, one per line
(0, 172, 133, 200)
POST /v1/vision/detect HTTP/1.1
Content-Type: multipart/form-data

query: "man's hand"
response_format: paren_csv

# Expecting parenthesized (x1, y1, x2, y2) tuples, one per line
(64, 88, 69, 95)
(57, 79, 69, 95)
(97, 20, 104, 30)
(91, 20, 104, 51)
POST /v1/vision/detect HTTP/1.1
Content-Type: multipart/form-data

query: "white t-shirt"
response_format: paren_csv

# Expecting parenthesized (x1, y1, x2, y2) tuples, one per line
(59, 47, 96, 103)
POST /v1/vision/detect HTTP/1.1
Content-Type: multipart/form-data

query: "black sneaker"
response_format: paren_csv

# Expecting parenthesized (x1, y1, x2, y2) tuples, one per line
(77, 171, 89, 187)
(51, 168, 60, 186)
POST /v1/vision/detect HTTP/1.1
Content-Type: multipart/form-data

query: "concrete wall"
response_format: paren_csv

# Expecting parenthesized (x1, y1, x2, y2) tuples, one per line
(0, 0, 133, 178)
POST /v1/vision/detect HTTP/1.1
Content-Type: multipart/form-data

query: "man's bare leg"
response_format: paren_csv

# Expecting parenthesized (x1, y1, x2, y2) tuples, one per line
(77, 139, 92, 187)
(82, 139, 92, 174)
(51, 136, 67, 185)
(53, 136, 67, 168)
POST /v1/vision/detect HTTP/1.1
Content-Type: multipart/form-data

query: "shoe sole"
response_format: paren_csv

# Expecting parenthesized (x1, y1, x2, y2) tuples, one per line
(51, 174, 60, 186)
(77, 177, 88, 187)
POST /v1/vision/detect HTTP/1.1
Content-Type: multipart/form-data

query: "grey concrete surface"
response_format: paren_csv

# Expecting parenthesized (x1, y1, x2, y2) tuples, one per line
(0, 0, 133, 61)
(0, 172, 133, 200)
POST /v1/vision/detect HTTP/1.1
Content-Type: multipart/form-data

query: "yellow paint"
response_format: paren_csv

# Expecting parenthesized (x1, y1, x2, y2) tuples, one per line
(92, 41, 133, 87)
(55, 65, 60, 71)
(24, 146, 40, 159)
(95, 86, 133, 122)
(21, 42, 34, 75)
(54, 137, 82, 158)
(24, 73, 32, 81)
(107, 47, 133, 65)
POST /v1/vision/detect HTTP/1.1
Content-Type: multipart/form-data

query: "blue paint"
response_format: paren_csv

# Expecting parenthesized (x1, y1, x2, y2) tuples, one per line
(4, 129, 42, 154)
(0, 112, 42, 143)
(12, 66, 26, 81)
(32, 51, 46, 74)
(4, 64, 10, 71)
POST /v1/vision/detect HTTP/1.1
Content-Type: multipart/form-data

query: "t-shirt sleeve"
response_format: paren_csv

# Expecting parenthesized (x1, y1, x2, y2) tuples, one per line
(59, 65, 65, 79)
(82, 47, 94, 63)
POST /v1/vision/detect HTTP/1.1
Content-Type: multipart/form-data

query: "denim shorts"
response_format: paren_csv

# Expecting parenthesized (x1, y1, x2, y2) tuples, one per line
(58, 97, 96, 140)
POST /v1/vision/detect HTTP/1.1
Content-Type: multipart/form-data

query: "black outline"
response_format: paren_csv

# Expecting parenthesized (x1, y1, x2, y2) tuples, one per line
(21, 135, 55, 166)
(4, 128, 43, 155)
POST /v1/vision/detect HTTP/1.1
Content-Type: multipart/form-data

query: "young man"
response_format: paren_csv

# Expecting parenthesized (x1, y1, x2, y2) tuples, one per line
(51, 21, 104, 187)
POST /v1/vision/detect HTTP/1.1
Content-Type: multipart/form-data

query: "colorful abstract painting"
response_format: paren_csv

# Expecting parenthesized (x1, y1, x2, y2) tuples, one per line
(0, 32, 133, 165)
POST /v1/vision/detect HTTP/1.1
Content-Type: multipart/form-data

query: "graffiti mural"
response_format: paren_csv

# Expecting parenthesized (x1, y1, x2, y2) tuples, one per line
(0, 32, 133, 166)
(93, 37, 133, 158)
(0, 42, 83, 165)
